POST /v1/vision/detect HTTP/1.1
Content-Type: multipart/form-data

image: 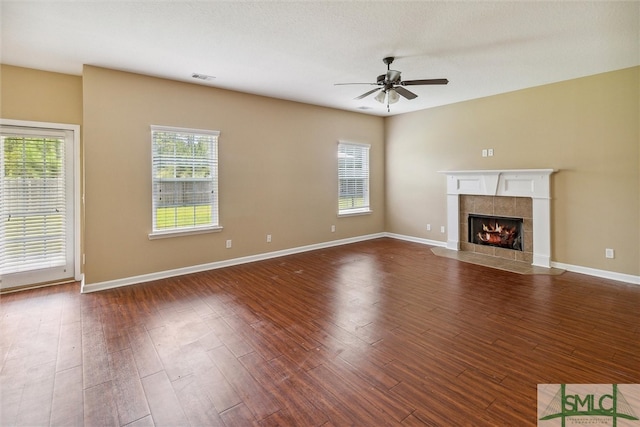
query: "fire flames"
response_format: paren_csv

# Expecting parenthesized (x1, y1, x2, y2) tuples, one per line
(477, 222, 518, 247)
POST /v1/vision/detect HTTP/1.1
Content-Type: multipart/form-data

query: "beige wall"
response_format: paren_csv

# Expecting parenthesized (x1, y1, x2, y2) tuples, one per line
(385, 67, 640, 276)
(0, 64, 82, 124)
(82, 66, 384, 284)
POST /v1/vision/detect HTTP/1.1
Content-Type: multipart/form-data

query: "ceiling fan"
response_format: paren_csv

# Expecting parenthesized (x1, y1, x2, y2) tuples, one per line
(336, 57, 449, 112)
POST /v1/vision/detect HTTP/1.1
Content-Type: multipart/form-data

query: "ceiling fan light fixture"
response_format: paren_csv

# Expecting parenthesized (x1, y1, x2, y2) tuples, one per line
(388, 88, 400, 104)
(374, 90, 386, 104)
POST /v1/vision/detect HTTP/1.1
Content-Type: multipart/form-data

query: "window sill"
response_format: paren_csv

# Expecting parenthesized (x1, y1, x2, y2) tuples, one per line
(148, 225, 223, 240)
(338, 209, 372, 217)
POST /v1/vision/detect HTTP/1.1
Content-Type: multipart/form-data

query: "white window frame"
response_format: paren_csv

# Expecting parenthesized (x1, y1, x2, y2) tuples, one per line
(149, 125, 222, 239)
(338, 141, 371, 216)
(0, 118, 82, 288)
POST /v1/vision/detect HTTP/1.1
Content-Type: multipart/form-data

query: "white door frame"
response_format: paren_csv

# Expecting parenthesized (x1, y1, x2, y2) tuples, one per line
(0, 118, 82, 289)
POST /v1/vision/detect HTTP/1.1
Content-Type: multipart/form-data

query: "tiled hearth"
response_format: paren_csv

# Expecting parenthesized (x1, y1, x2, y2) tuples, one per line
(460, 195, 533, 263)
(430, 246, 564, 275)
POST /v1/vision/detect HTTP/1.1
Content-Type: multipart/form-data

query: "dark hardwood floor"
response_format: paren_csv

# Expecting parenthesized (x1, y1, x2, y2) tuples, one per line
(1, 238, 639, 426)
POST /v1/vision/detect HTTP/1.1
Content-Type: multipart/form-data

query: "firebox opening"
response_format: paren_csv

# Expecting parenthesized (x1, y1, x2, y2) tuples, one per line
(468, 214, 523, 251)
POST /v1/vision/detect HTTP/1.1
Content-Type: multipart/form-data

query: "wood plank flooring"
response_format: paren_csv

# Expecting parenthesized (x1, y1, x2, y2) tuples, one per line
(1, 238, 639, 426)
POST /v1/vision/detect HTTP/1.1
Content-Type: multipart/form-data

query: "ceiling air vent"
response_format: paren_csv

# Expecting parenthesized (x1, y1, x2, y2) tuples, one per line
(191, 73, 215, 81)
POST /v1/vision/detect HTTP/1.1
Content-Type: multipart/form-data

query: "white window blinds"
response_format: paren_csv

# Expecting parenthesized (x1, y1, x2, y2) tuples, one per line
(151, 126, 219, 234)
(0, 128, 69, 275)
(338, 142, 370, 215)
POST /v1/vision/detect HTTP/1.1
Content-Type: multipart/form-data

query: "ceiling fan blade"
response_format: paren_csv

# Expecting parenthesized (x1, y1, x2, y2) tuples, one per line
(355, 87, 382, 100)
(394, 86, 418, 100)
(401, 78, 449, 86)
(386, 70, 401, 83)
(334, 82, 378, 86)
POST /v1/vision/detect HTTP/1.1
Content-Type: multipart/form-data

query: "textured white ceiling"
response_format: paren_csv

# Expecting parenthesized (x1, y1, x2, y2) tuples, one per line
(1, 1, 638, 116)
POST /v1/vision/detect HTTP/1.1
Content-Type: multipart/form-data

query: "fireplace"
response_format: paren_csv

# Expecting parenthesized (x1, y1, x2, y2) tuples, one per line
(460, 195, 532, 262)
(468, 214, 523, 251)
(440, 169, 556, 268)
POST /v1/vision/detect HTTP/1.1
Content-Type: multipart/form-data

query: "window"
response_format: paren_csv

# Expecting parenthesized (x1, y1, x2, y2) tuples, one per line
(0, 120, 78, 290)
(338, 141, 371, 215)
(150, 126, 220, 238)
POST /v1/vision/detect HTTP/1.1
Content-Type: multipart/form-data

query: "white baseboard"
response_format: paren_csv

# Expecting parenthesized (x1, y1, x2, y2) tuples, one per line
(550, 261, 640, 286)
(384, 233, 447, 248)
(81, 233, 386, 293)
(81, 231, 639, 293)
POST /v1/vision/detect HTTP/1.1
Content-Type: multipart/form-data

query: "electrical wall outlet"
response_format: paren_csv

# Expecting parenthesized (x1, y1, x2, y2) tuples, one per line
(226, 239, 232, 249)
(426, 224, 431, 231)
(331, 225, 336, 232)
(488, 148, 494, 156)
(605, 248, 614, 259)
(440, 226, 446, 233)
(266, 234, 272, 243)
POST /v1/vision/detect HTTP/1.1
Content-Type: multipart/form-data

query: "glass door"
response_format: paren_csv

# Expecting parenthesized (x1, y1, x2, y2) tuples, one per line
(0, 123, 76, 290)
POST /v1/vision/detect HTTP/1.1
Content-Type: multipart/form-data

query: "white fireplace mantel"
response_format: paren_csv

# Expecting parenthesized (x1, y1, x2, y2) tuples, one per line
(439, 169, 556, 268)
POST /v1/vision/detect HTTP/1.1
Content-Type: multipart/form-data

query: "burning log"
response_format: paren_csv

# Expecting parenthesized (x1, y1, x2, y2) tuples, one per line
(477, 222, 517, 247)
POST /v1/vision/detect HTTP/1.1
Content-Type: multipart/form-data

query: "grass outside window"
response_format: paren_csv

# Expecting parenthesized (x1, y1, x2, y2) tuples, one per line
(155, 205, 212, 229)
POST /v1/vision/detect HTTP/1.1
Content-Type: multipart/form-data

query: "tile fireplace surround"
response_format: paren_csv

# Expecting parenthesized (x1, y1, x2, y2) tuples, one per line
(461, 196, 532, 262)
(440, 169, 556, 268)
